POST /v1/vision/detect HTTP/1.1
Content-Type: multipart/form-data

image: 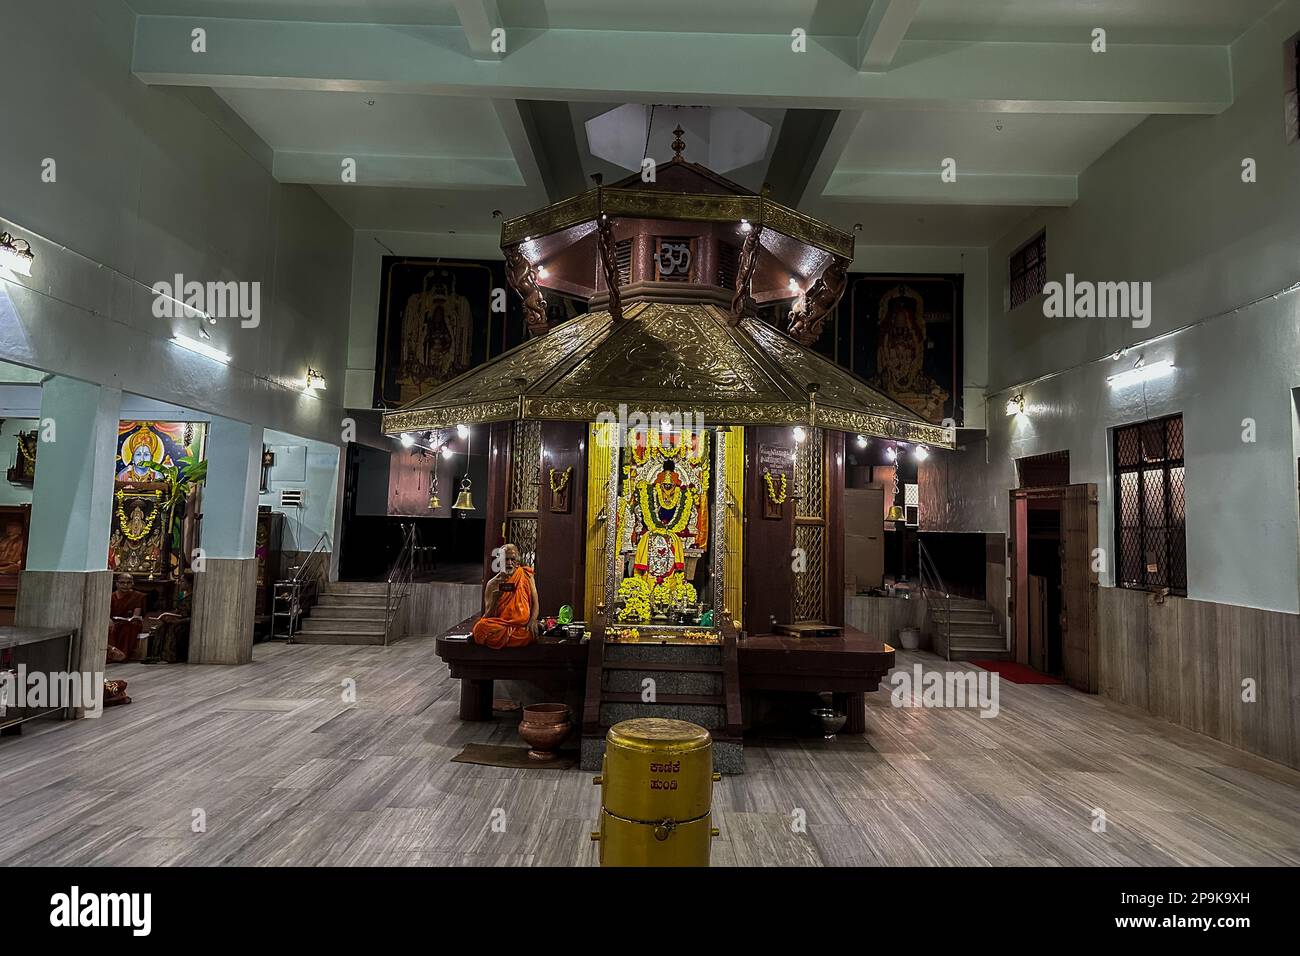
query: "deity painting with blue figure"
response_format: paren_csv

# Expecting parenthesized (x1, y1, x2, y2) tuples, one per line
(115, 421, 205, 483)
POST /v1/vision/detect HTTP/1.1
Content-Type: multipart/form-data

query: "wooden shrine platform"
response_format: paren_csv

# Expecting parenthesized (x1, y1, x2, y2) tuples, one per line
(434, 617, 894, 736)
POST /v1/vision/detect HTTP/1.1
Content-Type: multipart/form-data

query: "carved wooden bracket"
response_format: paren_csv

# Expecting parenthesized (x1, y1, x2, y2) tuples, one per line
(787, 257, 849, 346)
(596, 213, 623, 321)
(729, 226, 762, 325)
(505, 246, 548, 338)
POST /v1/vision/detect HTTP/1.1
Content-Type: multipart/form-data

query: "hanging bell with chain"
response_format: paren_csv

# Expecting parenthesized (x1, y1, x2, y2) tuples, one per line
(452, 477, 475, 512)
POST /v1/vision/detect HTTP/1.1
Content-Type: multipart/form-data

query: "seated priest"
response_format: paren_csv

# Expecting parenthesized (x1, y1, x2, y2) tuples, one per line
(107, 572, 146, 663)
(471, 543, 539, 649)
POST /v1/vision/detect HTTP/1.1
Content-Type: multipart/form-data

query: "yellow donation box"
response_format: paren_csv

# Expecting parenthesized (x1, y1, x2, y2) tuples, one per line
(590, 718, 721, 866)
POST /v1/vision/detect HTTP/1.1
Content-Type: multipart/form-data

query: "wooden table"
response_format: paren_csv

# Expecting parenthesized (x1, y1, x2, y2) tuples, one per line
(737, 628, 894, 733)
(434, 617, 588, 720)
(0, 625, 76, 732)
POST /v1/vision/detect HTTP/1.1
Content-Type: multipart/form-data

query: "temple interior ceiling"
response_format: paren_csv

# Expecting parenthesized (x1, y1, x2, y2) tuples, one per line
(123, 0, 1270, 244)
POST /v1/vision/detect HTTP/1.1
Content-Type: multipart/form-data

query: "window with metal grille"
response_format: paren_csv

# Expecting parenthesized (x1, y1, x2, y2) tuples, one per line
(716, 241, 738, 289)
(1113, 414, 1186, 594)
(1008, 230, 1046, 310)
(614, 239, 632, 285)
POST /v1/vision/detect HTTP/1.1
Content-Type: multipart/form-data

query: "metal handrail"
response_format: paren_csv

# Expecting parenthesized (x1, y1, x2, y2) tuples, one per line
(916, 540, 952, 661)
(384, 523, 418, 647)
(274, 531, 331, 641)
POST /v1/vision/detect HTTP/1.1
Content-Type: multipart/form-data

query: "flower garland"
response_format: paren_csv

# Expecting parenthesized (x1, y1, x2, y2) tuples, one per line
(638, 481, 692, 534)
(15, 434, 36, 465)
(115, 491, 161, 542)
(763, 470, 788, 504)
(548, 465, 572, 494)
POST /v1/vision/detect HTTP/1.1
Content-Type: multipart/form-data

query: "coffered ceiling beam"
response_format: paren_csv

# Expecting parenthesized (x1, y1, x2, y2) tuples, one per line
(131, 18, 1232, 115)
(453, 0, 505, 60)
(857, 0, 922, 72)
(271, 151, 524, 188)
(824, 170, 1078, 205)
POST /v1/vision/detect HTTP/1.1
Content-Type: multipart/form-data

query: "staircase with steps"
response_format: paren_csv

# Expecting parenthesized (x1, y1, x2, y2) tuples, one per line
(580, 625, 744, 773)
(929, 597, 1010, 661)
(293, 582, 392, 645)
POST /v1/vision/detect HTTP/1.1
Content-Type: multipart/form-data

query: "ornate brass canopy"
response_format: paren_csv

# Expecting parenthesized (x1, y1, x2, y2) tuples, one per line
(381, 300, 952, 448)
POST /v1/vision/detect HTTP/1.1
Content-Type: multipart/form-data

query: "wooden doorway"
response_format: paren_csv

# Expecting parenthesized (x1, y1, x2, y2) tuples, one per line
(1009, 484, 1099, 691)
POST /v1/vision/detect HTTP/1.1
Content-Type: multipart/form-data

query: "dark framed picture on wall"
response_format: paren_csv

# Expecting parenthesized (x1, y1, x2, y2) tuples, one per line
(373, 257, 518, 409)
(832, 273, 964, 427)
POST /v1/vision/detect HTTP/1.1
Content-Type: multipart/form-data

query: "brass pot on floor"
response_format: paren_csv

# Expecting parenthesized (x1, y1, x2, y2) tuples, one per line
(518, 703, 571, 760)
(590, 718, 721, 866)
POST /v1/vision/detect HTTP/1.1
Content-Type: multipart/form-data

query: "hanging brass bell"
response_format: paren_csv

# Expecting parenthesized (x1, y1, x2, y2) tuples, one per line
(428, 493, 440, 509)
(452, 477, 475, 512)
(886, 504, 906, 522)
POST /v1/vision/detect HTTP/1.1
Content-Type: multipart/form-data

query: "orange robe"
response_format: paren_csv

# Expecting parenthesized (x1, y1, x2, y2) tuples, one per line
(471, 566, 536, 649)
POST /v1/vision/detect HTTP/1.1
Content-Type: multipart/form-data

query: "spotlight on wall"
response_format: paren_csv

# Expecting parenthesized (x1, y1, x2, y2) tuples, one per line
(0, 232, 34, 277)
(792, 425, 806, 444)
(914, 445, 930, 462)
(456, 424, 469, 439)
(1106, 357, 1174, 388)
(885, 445, 898, 463)
(855, 434, 868, 448)
(400, 433, 415, 448)
(1005, 394, 1025, 417)
(305, 368, 327, 391)
(171, 333, 230, 363)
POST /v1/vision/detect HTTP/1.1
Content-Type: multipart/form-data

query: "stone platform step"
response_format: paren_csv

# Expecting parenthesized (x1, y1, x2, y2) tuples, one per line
(310, 604, 387, 619)
(290, 629, 390, 646)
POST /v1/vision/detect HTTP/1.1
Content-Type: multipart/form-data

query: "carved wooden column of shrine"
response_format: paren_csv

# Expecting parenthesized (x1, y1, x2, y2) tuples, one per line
(824, 430, 846, 628)
(481, 421, 513, 585)
(534, 421, 587, 614)
(744, 425, 795, 632)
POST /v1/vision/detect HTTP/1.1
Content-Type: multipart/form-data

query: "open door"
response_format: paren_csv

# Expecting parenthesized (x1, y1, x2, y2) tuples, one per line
(1059, 483, 1099, 692)
(1009, 483, 1099, 690)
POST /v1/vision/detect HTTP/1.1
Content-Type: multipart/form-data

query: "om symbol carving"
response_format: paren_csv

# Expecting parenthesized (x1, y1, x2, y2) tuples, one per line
(655, 239, 693, 280)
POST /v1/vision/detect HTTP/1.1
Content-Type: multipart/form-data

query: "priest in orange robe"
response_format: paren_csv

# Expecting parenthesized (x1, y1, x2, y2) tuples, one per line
(472, 544, 539, 649)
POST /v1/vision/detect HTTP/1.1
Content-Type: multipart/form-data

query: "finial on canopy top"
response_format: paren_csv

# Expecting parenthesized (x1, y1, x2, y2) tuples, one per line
(671, 125, 686, 161)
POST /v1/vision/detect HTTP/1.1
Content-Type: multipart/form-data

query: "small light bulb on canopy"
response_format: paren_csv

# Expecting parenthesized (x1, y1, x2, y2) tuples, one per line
(885, 445, 898, 463)
(792, 426, 806, 444)
(855, 435, 868, 448)
(400, 433, 414, 448)
(914, 445, 930, 462)
(456, 424, 469, 439)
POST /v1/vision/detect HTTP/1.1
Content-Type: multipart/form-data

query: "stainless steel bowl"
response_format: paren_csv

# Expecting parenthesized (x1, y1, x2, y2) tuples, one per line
(810, 707, 847, 739)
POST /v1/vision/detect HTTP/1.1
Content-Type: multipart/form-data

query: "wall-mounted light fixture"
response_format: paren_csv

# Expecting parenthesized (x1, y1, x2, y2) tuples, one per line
(1106, 357, 1174, 388)
(0, 232, 34, 277)
(171, 333, 230, 364)
(1005, 394, 1025, 417)
(305, 368, 326, 391)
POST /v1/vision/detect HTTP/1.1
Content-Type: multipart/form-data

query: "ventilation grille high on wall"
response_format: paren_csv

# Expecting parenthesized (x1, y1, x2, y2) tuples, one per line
(279, 489, 304, 508)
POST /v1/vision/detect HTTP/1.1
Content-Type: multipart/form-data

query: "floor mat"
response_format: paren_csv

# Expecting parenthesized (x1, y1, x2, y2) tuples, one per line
(970, 660, 1066, 685)
(450, 743, 577, 769)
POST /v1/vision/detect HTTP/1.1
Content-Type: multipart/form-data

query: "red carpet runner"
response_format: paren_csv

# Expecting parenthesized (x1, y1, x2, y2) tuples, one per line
(970, 661, 1066, 685)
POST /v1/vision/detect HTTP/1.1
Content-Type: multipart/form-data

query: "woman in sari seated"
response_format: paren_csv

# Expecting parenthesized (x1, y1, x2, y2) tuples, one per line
(107, 573, 146, 663)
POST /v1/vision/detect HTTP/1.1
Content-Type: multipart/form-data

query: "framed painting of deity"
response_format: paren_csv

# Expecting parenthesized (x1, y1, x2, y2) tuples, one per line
(0, 504, 31, 581)
(373, 257, 527, 408)
(827, 274, 964, 427)
(5, 429, 37, 486)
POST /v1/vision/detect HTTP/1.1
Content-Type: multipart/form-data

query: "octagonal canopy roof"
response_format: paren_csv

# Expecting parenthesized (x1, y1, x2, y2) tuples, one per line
(381, 301, 952, 447)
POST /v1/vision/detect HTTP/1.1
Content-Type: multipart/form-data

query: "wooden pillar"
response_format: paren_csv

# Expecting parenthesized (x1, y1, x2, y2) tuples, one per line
(744, 426, 795, 633)
(825, 431, 845, 628)
(535, 421, 587, 615)
(481, 422, 512, 586)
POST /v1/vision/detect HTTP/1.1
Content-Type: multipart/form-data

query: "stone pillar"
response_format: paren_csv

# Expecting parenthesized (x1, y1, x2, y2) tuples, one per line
(16, 376, 121, 717)
(189, 415, 261, 664)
